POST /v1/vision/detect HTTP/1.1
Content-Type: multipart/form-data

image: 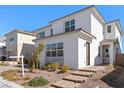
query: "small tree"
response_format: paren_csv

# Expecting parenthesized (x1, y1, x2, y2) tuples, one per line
(29, 42, 44, 72)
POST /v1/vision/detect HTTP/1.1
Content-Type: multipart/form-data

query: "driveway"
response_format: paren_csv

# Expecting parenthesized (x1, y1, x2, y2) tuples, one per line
(0, 66, 23, 88)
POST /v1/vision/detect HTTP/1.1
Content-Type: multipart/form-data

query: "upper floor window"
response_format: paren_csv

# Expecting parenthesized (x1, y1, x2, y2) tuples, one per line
(50, 29, 53, 36)
(65, 19, 75, 32)
(39, 32, 45, 38)
(107, 25, 111, 33)
(9, 37, 14, 42)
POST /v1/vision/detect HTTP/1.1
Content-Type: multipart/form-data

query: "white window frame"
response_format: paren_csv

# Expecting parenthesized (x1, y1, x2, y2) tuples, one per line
(39, 31, 45, 38)
(9, 37, 14, 42)
(107, 25, 111, 33)
(65, 19, 75, 32)
(46, 42, 63, 57)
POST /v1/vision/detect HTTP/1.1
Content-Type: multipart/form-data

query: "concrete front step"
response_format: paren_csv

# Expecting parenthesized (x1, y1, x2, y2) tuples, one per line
(72, 71, 93, 77)
(79, 68, 97, 73)
(51, 80, 81, 88)
(63, 75, 88, 83)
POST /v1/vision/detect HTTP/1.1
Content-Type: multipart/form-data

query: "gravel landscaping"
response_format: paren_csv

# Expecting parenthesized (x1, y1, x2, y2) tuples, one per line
(1, 65, 124, 88)
(79, 65, 124, 88)
(0, 67, 73, 88)
(18, 69, 73, 87)
(0, 65, 74, 88)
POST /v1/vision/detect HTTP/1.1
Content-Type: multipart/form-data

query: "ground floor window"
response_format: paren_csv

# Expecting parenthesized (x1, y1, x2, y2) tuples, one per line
(46, 42, 63, 57)
(58, 50, 63, 56)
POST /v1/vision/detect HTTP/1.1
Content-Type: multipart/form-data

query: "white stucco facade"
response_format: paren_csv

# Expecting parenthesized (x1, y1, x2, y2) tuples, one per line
(2, 6, 122, 69)
(34, 30, 95, 69)
(35, 32, 78, 69)
(32, 6, 123, 69)
(90, 13, 104, 66)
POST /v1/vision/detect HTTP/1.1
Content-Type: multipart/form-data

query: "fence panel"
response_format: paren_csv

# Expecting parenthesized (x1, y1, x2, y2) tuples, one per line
(116, 54, 124, 66)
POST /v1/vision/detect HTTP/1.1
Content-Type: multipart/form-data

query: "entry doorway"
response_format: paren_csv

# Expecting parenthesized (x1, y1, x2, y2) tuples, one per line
(86, 42, 90, 66)
(102, 45, 110, 64)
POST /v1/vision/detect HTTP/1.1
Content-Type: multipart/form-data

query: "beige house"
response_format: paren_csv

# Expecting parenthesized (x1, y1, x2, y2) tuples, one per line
(5, 29, 36, 61)
(0, 37, 6, 60)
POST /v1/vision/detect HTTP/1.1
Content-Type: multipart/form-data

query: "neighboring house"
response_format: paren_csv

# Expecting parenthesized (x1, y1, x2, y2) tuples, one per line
(0, 37, 6, 60)
(5, 29, 36, 61)
(32, 5, 123, 69)
(101, 20, 122, 64)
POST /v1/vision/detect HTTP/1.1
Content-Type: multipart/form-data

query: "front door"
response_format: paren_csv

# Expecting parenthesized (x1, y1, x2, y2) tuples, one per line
(86, 42, 90, 66)
(102, 45, 110, 64)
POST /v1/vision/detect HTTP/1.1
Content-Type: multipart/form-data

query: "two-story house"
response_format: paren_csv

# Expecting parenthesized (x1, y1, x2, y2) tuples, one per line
(5, 29, 36, 61)
(32, 5, 123, 69)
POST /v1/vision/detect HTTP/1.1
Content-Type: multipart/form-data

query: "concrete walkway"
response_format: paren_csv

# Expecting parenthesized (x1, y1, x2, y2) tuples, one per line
(0, 66, 21, 73)
(0, 66, 23, 88)
(51, 68, 97, 88)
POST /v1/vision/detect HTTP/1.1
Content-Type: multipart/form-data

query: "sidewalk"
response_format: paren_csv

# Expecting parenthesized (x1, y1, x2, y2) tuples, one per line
(0, 77, 23, 88)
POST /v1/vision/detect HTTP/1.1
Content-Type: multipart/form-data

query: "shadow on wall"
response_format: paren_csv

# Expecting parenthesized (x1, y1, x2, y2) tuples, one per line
(45, 57, 64, 66)
(101, 66, 124, 88)
(0, 46, 6, 61)
(116, 37, 121, 53)
(20, 43, 35, 60)
(93, 44, 102, 66)
(94, 47, 103, 65)
(94, 55, 102, 66)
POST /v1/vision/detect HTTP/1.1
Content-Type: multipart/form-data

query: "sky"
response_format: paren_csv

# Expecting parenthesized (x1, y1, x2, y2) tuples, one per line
(0, 5, 124, 52)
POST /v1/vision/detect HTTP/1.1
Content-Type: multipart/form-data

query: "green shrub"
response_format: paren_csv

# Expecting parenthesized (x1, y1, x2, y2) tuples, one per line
(53, 63, 59, 71)
(46, 63, 51, 70)
(61, 64, 69, 73)
(28, 59, 35, 72)
(28, 76, 48, 87)
(41, 65, 46, 70)
(24, 59, 29, 64)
